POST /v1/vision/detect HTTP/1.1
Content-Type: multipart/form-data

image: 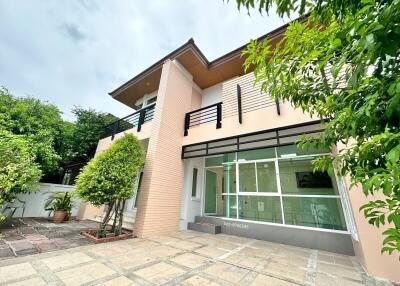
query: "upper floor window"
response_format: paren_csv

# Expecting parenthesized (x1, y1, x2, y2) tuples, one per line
(147, 96, 157, 105)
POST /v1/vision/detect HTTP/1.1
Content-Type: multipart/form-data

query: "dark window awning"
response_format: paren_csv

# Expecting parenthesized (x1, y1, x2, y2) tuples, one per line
(181, 120, 325, 159)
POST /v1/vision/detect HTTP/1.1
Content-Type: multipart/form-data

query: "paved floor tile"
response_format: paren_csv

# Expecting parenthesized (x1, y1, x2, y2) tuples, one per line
(99, 276, 139, 286)
(223, 253, 265, 269)
(56, 262, 115, 286)
(41, 252, 94, 270)
(148, 245, 182, 258)
(0, 262, 37, 283)
(250, 273, 297, 286)
(317, 261, 362, 281)
(0, 218, 97, 258)
(173, 239, 203, 251)
(237, 246, 273, 258)
(315, 273, 364, 286)
(171, 253, 209, 269)
(9, 240, 38, 255)
(110, 254, 155, 270)
(0, 247, 15, 258)
(6, 277, 47, 286)
(0, 230, 393, 286)
(148, 235, 181, 245)
(262, 261, 307, 284)
(194, 246, 228, 258)
(89, 244, 131, 257)
(204, 261, 250, 284)
(133, 262, 186, 285)
(216, 234, 253, 244)
(179, 275, 223, 286)
(170, 231, 200, 240)
(188, 235, 215, 245)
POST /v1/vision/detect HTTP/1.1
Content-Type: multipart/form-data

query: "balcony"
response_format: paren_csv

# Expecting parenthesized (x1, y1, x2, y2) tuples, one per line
(184, 102, 222, 136)
(102, 103, 155, 140)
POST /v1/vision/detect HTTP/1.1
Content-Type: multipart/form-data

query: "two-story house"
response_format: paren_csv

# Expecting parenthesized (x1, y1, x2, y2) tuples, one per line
(77, 23, 399, 282)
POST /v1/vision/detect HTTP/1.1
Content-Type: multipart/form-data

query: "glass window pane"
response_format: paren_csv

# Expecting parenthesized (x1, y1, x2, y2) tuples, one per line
(204, 170, 217, 213)
(223, 195, 237, 218)
(206, 156, 223, 167)
(256, 162, 278, 193)
(223, 153, 236, 163)
(239, 196, 282, 223)
(206, 153, 236, 167)
(278, 158, 339, 195)
(283, 197, 347, 230)
(239, 163, 257, 192)
(191, 168, 198, 197)
(277, 145, 330, 158)
(238, 148, 276, 161)
(223, 164, 236, 193)
(147, 96, 157, 104)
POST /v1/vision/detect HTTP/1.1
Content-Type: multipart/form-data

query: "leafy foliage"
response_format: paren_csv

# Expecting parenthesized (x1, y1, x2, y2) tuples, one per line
(44, 191, 75, 214)
(0, 131, 41, 222)
(76, 133, 145, 237)
(0, 87, 122, 183)
(68, 107, 117, 164)
(0, 87, 62, 176)
(236, 0, 400, 253)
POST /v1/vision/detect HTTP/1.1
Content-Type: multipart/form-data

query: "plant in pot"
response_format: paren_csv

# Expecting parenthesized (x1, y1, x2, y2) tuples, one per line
(44, 192, 74, 223)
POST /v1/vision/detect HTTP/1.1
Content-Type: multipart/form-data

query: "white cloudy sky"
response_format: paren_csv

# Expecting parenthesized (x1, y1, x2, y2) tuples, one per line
(0, 0, 292, 121)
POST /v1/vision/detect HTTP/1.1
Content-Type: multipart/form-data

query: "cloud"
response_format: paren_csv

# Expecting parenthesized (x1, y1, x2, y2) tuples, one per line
(60, 23, 86, 43)
(0, 0, 293, 122)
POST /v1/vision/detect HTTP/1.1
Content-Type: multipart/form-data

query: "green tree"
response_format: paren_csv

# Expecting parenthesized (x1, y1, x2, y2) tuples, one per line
(0, 131, 42, 222)
(75, 133, 145, 237)
(0, 87, 63, 177)
(68, 107, 119, 164)
(233, 0, 400, 253)
(0, 88, 124, 183)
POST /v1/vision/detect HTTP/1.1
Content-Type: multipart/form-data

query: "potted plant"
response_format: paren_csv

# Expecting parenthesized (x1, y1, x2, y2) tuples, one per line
(44, 192, 74, 223)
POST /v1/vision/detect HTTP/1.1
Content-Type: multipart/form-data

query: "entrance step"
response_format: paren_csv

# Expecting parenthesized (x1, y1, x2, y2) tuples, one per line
(188, 222, 221, 235)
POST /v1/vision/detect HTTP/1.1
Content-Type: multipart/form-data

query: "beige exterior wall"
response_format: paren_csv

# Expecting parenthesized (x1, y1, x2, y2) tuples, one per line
(183, 101, 315, 145)
(133, 59, 195, 237)
(77, 204, 104, 221)
(78, 122, 152, 221)
(95, 121, 152, 155)
(345, 179, 400, 282)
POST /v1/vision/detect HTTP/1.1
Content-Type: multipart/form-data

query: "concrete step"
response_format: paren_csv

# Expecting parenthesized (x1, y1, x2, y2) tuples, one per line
(188, 222, 221, 235)
(195, 216, 215, 224)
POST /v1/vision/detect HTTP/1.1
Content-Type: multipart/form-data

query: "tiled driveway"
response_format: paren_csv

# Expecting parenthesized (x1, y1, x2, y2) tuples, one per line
(0, 231, 393, 286)
(0, 218, 97, 259)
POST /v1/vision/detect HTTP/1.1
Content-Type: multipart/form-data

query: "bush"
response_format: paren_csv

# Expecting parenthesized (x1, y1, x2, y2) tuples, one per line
(76, 133, 145, 237)
(0, 131, 41, 222)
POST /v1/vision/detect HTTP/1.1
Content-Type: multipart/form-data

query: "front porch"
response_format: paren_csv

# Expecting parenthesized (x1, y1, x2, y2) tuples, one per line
(0, 230, 392, 286)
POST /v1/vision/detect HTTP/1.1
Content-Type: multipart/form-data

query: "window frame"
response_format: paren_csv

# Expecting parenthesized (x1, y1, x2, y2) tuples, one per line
(202, 147, 352, 233)
(191, 168, 198, 199)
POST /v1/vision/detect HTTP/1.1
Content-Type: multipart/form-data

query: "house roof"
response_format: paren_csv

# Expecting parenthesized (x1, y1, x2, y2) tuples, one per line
(109, 20, 294, 108)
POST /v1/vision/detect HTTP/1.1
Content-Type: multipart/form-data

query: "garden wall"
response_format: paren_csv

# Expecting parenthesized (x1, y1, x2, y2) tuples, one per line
(10, 183, 80, 218)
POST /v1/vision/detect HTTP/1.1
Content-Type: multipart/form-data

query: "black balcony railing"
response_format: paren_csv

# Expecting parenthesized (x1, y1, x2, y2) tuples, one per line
(103, 103, 156, 140)
(184, 102, 222, 136)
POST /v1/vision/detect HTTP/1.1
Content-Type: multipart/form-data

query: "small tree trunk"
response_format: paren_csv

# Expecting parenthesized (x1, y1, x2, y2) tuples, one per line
(99, 201, 114, 238)
(116, 200, 126, 236)
(111, 200, 120, 233)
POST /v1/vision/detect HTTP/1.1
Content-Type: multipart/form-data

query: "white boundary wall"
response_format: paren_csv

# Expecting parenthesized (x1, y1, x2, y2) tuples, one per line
(11, 183, 80, 218)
